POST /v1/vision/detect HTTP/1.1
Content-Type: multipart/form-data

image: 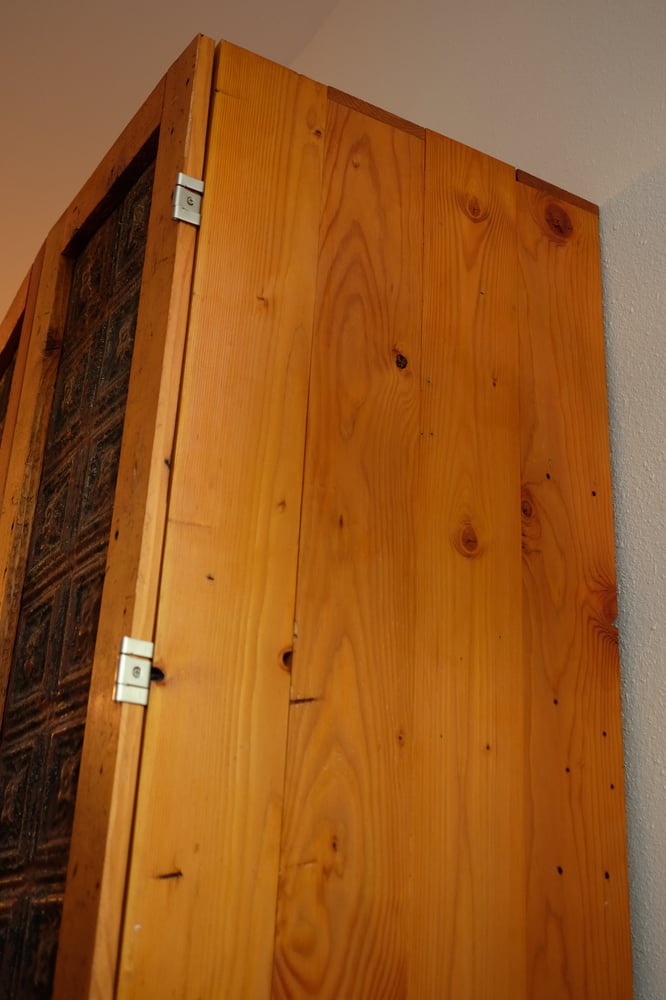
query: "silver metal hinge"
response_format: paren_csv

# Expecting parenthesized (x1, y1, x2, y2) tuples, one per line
(114, 636, 155, 706)
(172, 172, 204, 226)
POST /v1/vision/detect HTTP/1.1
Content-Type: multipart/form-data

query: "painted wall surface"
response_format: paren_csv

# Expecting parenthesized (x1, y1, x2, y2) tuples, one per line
(0, 0, 339, 319)
(291, 0, 666, 205)
(602, 164, 666, 1000)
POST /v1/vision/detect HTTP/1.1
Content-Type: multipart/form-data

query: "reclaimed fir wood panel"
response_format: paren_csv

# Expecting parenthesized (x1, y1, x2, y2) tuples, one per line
(0, 270, 30, 358)
(273, 101, 424, 998)
(0, 261, 41, 508)
(53, 34, 215, 1000)
(117, 44, 327, 999)
(0, 222, 70, 710)
(408, 134, 525, 999)
(517, 181, 633, 998)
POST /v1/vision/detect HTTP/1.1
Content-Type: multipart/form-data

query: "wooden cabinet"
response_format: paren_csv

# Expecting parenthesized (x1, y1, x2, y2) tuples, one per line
(0, 35, 633, 999)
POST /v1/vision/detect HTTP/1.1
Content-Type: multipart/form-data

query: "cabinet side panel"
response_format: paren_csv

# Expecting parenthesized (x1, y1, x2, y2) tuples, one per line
(273, 102, 424, 999)
(517, 182, 633, 998)
(409, 134, 525, 999)
(117, 45, 326, 999)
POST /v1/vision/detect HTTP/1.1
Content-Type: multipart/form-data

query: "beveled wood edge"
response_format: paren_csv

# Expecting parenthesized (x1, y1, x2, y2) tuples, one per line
(0, 269, 30, 362)
(0, 247, 47, 521)
(58, 84, 164, 255)
(0, 224, 70, 717)
(328, 86, 425, 139)
(52, 33, 216, 1000)
(516, 169, 599, 215)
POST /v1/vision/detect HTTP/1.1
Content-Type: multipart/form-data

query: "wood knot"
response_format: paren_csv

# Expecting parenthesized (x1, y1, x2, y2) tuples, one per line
(460, 192, 489, 223)
(545, 201, 573, 240)
(520, 487, 541, 553)
(454, 521, 480, 558)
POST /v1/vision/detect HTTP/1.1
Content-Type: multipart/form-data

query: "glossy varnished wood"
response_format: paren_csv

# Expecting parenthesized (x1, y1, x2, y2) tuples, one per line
(117, 43, 326, 998)
(517, 181, 633, 998)
(273, 100, 424, 998)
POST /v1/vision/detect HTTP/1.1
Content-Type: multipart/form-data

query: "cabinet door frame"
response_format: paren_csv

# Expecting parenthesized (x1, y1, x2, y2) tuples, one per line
(0, 33, 214, 1000)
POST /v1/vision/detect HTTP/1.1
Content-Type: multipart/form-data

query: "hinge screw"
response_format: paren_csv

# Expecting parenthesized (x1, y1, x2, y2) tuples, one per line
(132, 665, 142, 679)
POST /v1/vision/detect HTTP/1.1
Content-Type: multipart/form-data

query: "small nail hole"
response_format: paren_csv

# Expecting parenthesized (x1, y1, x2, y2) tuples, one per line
(282, 649, 293, 669)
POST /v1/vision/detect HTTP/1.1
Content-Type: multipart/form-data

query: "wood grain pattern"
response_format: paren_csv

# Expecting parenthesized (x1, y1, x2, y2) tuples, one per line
(59, 80, 163, 254)
(0, 269, 30, 356)
(327, 87, 425, 139)
(408, 133, 525, 999)
(117, 43, 326, 999)
(273, 100, 424, 999)
(517, 181, 633, 998)
(0, 223, 70, 715)
(515, 170, 599, 216)
(0, 257, 42, 511)
(52, 34, 215, 1000)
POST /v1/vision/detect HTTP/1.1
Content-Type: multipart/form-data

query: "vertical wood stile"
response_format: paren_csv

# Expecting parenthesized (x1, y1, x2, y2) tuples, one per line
(117, 44, 326, 998)
(273, 102, 424, 998)
(0, 225, 70, 706)
(51, 35, 215, 1000)
(409, 134, 525, 999)
(0, 259, 43, 530)
(517, 182, 633, 998)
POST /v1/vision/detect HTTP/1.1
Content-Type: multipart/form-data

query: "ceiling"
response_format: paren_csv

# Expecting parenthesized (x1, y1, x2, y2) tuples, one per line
(1, 0, 664, 319)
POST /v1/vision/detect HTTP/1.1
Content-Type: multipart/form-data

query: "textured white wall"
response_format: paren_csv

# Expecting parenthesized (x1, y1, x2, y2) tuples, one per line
(602, 165, 666, 1000)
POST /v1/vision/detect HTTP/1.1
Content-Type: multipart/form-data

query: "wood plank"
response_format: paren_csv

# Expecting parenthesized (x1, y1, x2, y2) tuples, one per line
(327, 86, 425, 139)
(0, 255, 43, 511)
(273, 101, 424, 999)
(59, 79, 164, 254)
(117, 43, 326, 998)
(0, 224, 69, 713)
(515, 170, 599, 215)
(53, 34, 215, 1000)
(408, 133, 525, 998)
(0, 268, 30, 356)
(517, 182, 633, 998)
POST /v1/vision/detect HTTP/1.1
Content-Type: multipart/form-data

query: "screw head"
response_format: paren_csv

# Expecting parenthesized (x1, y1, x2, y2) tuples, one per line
(132, 665, 141, 679)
